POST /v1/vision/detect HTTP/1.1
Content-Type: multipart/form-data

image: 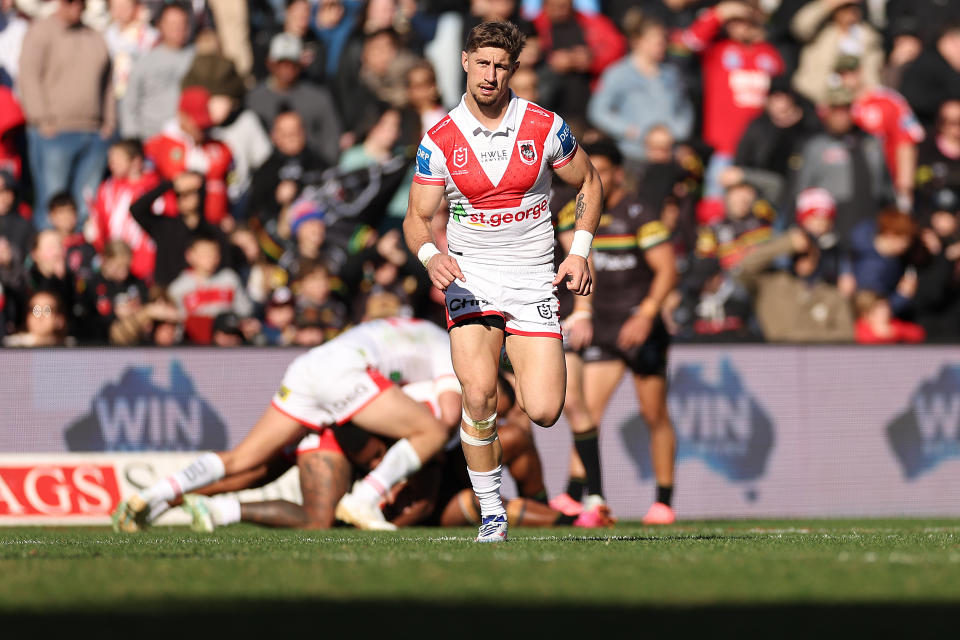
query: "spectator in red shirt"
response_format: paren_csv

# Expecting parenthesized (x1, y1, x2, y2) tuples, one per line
(836, 54, 925, 209)
(87, 139, 160, 283)
(532, 0, 626, 128)
(853, 289, 926, 343)
(144, 86, 234, 227)
(0, 85, 24, 182)
(676, 0, 785, 216)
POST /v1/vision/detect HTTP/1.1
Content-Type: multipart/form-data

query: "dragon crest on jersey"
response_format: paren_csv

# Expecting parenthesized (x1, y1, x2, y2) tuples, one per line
(517, 140, 537, 165)
(453, 146, 468, 168)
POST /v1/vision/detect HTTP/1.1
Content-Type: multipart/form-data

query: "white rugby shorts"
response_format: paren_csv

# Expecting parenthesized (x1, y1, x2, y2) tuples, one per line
(270, 345, 392, 429)
(444, 256, 561, 339)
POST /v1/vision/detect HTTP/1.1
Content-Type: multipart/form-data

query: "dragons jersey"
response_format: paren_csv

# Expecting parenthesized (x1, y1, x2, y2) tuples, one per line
(592, 195, 671, 330)
(414, 92, 578, 267)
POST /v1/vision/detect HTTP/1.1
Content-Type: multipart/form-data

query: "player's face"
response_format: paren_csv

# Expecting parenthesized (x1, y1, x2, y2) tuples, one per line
(462, 47, 518, 108)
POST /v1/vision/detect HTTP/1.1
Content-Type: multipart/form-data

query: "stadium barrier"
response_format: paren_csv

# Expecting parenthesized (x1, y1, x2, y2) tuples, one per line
(1, 345, 959, 523)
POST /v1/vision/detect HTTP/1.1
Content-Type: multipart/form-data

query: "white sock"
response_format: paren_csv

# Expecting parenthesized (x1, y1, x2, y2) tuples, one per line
(355, 438, 422, 505)
(467, 465, 505, 518)
(142, 453, 225, 504)
(147, 500, 170, 523)
(208, 496, 242, 526)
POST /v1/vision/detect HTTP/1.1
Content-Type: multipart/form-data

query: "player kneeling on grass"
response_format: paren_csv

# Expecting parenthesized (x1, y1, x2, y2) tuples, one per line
(112, 317, 461, 533)
(178, 374, 614, 532)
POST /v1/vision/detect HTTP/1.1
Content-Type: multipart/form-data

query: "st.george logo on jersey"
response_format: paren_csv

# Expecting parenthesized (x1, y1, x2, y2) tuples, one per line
(453, 146, 469, 168)
(517, 140, 537, 165)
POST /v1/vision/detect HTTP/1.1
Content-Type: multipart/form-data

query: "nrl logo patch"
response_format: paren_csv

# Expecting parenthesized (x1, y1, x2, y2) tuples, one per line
(518, 140, 537, 165)
(453, 146, 469, 168)
(536, 302, 553, 319)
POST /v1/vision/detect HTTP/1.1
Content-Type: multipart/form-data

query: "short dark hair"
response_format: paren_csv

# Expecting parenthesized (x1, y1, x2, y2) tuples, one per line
(583, 138, 623, 167)
(110, 138, 144, 160)
(47, 191, 77, 213)
(464, 20, 526, 63)
(187, 228, 221, 249)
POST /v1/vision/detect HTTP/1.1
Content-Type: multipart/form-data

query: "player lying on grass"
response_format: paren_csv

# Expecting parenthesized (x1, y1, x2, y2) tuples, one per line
(178, 375, 614, 531)
(112, 317, 462, 533)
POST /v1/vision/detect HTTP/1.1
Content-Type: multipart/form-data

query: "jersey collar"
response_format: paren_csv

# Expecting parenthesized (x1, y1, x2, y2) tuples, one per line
(455, 90, 520, 139)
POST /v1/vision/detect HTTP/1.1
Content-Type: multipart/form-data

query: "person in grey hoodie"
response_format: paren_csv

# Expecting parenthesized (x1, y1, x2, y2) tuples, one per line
(121, 2, 194, 140)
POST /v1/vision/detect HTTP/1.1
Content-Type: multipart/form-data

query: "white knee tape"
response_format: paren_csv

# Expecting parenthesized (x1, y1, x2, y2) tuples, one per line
(460, 427, 499, 447)
(462, 409, 497, 433)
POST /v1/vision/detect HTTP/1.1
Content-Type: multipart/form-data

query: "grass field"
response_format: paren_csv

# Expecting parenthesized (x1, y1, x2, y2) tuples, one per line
(2, 519, 959, 637)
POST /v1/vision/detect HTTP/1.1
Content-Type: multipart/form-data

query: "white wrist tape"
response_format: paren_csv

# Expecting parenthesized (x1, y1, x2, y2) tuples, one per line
(569, 230, 593, 259)
(460, 427, 499, 447)
(417, 242, 441, 267)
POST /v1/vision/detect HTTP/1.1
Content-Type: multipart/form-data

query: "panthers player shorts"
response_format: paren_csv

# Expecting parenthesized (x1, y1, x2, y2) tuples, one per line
(444, 255, 561, 339)
(271, 345, 392, 429)
(582, 317, 671, 377)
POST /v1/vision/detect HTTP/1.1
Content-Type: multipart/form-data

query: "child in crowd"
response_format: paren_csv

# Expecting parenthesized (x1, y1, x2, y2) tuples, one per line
(260, 285, 297, 346)
(47, 192, 98, 284)
(80, 240, 149, 343)
(87, 139, 160, 283)
(2, 289, 72, 347)
(167, 230, 254, 344)
(293, 258, 349, 342)
(853, 290, 926, 344)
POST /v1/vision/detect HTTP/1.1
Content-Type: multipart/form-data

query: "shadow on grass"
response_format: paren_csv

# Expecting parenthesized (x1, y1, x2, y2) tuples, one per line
(3, 600, 955, 637)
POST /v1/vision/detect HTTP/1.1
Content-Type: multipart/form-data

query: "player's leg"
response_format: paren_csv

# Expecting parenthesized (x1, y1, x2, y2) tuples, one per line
(336, 385, 450, 530)
(551, 351, 602, 515)
(113, 405, 305, 532)
(497, 409, 547, 503)
(503, 334, 566, 428)
(635, 373, 677, 525)
(450, 322, 509, 541)
(440, 491, 613, 529)
(583, 359, 627, 428)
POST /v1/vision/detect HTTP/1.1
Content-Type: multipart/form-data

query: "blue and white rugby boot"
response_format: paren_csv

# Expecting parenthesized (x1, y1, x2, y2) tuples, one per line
(475, 514, 508, 543)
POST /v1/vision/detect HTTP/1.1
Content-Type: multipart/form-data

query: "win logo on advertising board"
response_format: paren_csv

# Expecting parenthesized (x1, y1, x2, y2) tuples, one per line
(64, 361, 227, 452)
(620, 359, 774, 487)
(887, 365, 960, 479)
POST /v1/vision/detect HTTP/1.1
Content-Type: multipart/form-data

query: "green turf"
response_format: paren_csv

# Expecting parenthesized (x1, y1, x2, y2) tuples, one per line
(2, 520, 959, 636)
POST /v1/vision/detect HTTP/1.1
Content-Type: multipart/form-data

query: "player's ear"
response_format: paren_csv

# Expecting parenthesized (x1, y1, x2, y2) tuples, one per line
(461, 50, 469, 73)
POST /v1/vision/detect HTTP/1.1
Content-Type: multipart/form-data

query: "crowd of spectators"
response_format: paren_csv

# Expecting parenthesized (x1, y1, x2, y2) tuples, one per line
(1, 0, 959, 348)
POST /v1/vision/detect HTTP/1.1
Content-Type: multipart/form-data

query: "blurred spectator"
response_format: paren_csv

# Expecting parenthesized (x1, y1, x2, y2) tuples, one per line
(509, 65, 539, 103)
(293, 257, 349, 343)
(108, 283, 181, 345)
(47, 192, 97, 285)
(259, 284, 297, 345)
(837, 55, 925, 209)
(912, 200, 960, 340)
(144, 86, 233, 226)
(853, 289, 925, 344)
(900, 22, 960, 131)
(359, 286, 406, 321)
(247, 32, 343, 166)
(121, 1, 194, 140)
(0, 235, 28, 335)
(2, 288, 73, 346)
(406, 60, 445, 134)
(277, 197, 334, 279)
(86, 138, 159, 282)
(666, 253, 757, 341)
(167, 229, 253, 344)
(532, 0, 626, 128)
(793, 187, 841, 284)
(915, 100, 960, 214)
(734, 227, 854, 342)
(840, 209, 918, 318)
(182, 30, 271, 209)
(700, 179, 775, 270)
(129, 171, 232, 286)
(26, 229, 76, 324)
(206, 0, 254, 83)
(886, 0, 960, 49)
(245, 110, 325, 224)
(78, 238, 147, 342)
(341, 227, 430, 322)
(675, 0, 784, 218)
(790, 86, 893, 245)
(731, 76, 819, 208)
(0, 85, 24, 181)
(210, 310, 247, 346)
(269, 0, 327, 86)
(19, 0, 114, 229)
(587, 9, 693, 165)
(790, 0, 883, 106)
(104, 0, 159, 113)
(228, 222, 288, 307)
(881, 17, 923, 90)
(0, 0, 29, 87)
(311, 0, 363, 83)
(0, 170, 33, 258)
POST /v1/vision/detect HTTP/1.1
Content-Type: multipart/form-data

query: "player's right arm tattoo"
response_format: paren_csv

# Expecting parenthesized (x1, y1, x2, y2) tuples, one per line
(574, 193, 585, 222)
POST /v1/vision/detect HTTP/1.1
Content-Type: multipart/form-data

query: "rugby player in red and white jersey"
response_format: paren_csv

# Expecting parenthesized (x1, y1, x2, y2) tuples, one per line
(399, 21, 603, 542)
(112, 317, 462, 532)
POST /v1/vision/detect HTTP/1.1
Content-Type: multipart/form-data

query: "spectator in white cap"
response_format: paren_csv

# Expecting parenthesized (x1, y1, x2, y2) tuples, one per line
(246, 32, 343, 166)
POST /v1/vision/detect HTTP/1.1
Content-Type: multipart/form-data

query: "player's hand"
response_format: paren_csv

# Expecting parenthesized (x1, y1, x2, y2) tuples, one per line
(564, 313, 593, 351)
(617, 313, 653, 350)
(425, 254, 464, 291)
(554, 255, 592, 296)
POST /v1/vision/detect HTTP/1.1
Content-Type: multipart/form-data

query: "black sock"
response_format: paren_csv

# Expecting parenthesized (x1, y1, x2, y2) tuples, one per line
(565, 476, 586, 501)
(657, 485, 673, 507)
(574, 428, 603, 497)
(530, 489, 548, 505)
(553, 512, 577, 526)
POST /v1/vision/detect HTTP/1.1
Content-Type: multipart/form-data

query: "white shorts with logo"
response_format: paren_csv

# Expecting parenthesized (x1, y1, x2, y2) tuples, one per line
(444, 255, 561, 339)
(270, 345, 391, 429)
